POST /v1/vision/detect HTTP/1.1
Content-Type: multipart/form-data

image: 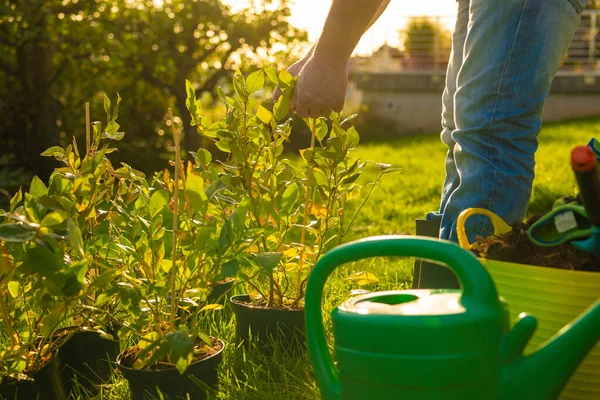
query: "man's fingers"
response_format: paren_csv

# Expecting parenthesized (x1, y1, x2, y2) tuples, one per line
(333, 101, 344, 113)
(304, 105, 334, 118)
(319, 107, 332, 118)
(296, 101, 309, 118)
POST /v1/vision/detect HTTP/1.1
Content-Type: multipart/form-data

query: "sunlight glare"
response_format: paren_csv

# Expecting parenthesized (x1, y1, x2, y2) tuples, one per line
(223, 0, 458, 55)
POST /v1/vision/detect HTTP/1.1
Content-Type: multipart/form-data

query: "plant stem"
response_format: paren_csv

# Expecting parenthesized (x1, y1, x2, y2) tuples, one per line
(85, 102, 91, 155)
(342, 172, 382, 237)
(168, 108, 181, 332)
(297, 118, 317, 293)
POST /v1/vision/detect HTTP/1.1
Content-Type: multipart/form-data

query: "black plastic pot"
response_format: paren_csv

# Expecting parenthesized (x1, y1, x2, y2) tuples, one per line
(412, 218, 459, 289)
(0, 352, 65, 400)
(207, 279, 235, 304)
(116, 338, 224, 400)
(230, 294, 306, 354)
(58, 328, 120, 396)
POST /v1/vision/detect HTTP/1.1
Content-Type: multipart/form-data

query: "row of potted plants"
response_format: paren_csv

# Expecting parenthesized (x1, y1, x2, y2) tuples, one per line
(0, 68, 398, 399)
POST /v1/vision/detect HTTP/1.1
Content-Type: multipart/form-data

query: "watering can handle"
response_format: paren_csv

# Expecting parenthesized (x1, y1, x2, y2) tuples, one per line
(457, 208, 512, 250)
(305, 235, 500, 400)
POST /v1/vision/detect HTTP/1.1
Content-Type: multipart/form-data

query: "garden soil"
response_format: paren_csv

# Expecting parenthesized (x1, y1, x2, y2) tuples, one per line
(472, 214, 600, 272)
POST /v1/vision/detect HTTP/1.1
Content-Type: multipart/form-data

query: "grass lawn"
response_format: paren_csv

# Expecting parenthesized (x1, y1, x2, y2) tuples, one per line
(25, 117, 600, 399)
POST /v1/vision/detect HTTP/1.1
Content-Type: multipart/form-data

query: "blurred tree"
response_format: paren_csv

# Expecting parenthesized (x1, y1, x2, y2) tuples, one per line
(400, 17, 451, 70)
(0, 0, 306, 200)
(0, 0, 109, 184)
(107, 0, 305, 151)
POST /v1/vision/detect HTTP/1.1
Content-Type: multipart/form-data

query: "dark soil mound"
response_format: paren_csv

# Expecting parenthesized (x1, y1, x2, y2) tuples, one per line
(471, 214, 600, 272)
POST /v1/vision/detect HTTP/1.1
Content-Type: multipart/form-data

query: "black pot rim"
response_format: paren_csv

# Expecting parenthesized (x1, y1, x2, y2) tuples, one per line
(212, 278, 235, 285)
(116, 337, 225, 374)
(1, 350, 60, 385)
(229, 294, 305, 313)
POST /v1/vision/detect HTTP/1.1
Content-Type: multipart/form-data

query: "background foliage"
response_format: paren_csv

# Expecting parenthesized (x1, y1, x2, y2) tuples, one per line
(0, 0, 308, 206)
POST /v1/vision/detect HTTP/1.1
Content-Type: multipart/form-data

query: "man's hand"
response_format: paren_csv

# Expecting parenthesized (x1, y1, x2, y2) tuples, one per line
(292, 57, 347, 118)
(273, 49, 312, 101)
(276, 0, 391, 118)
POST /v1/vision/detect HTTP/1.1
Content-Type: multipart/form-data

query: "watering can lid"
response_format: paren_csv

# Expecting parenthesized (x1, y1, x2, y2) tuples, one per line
(333, 289, 507, 355)
(339, 289, 466, 316)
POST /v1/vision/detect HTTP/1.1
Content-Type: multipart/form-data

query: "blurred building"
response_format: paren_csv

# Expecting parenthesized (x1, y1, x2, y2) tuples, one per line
(348, 12, 600, 136)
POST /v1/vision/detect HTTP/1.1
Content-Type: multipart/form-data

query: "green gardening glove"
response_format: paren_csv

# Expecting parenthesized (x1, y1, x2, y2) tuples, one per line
(528, 203, 594, 247)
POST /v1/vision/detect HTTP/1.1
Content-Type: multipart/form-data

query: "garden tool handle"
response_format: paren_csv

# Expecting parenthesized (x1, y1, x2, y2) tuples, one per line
(457, 208, 512, 250)
(305, 235, 500, 400)
(571, 146, 600, 226)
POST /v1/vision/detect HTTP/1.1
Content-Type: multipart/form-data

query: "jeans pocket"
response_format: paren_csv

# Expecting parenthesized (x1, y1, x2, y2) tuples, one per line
(567, 0, 589, 13)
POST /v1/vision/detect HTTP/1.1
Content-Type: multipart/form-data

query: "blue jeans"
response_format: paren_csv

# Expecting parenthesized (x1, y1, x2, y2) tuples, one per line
(427, 0, 588, 243)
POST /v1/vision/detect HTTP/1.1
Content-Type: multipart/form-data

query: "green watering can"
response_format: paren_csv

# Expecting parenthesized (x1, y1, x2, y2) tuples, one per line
(305, 236, 600, 400)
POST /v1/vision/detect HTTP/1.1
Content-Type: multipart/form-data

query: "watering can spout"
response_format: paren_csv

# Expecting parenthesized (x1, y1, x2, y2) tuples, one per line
(503, 298, 600, 400)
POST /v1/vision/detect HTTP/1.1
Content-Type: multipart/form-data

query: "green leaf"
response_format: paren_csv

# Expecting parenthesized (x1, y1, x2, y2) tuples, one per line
(175, 356, 190, 375)
(92, 121, 102, 144)
(281, 182, 299, 213)
(23, 246, 62, 277)
(217, 87, 226, 103)
(89, 270, 121, 292)
(113, 93, 122, 121)
(218, 220, 233, 251)
(68, 218, 84, 258)
(313, 168, 329, 186)
(185, 80, 198, 125)
(9, 188, 22, 212)
(149, 190, 170, 218)
(104, 93, 112, 121)
(254, 252, 283, 272)
(41, 212, 67, 227)
(341, 173, 361, 185)
(346, 126, 360, 147)
(166, 330, 194, 359)
(95, 293, 109, 306)
(197, 331, 212, 347)
(160, 259, 173, 273)
(221, 259, 239, 277)
(315, 118, 329, 141)
(278, 69, 293, 88)
(40, 311, 62, 337)
(48, 174, 73, 195)
(299, 148, 314, 163)
(257, 105, 272, 124)
(41, 146, 66, 159)
(62, 273, 83, 297)
(199, 304, 224, 312)
(38, 196, 65, 211)
(245, 70, 264, 95)
(215, 138, 230, 153)
(7, 281, 20, 298)
(273, 94, 291, 122)
(29, 176, 48, 199)
(0, 223, 36, 243)
(231, 211, 247, 234)
(345, 271, 379, 286)
(104, 121, 124, 140)
(195, 149, 212, 165)
(185, 173, 208, 212)
(233, 69, 247, 99)
(264, 68, 279, 84)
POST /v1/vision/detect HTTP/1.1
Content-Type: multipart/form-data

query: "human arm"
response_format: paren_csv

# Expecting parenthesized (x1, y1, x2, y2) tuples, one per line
(293, 0, 391, 117)
(276, 0, 390, 104)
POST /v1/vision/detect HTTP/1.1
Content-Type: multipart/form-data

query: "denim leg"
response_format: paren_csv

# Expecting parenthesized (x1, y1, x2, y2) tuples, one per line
(426, 0, 471, 232)
(440, 0, 585, 243)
